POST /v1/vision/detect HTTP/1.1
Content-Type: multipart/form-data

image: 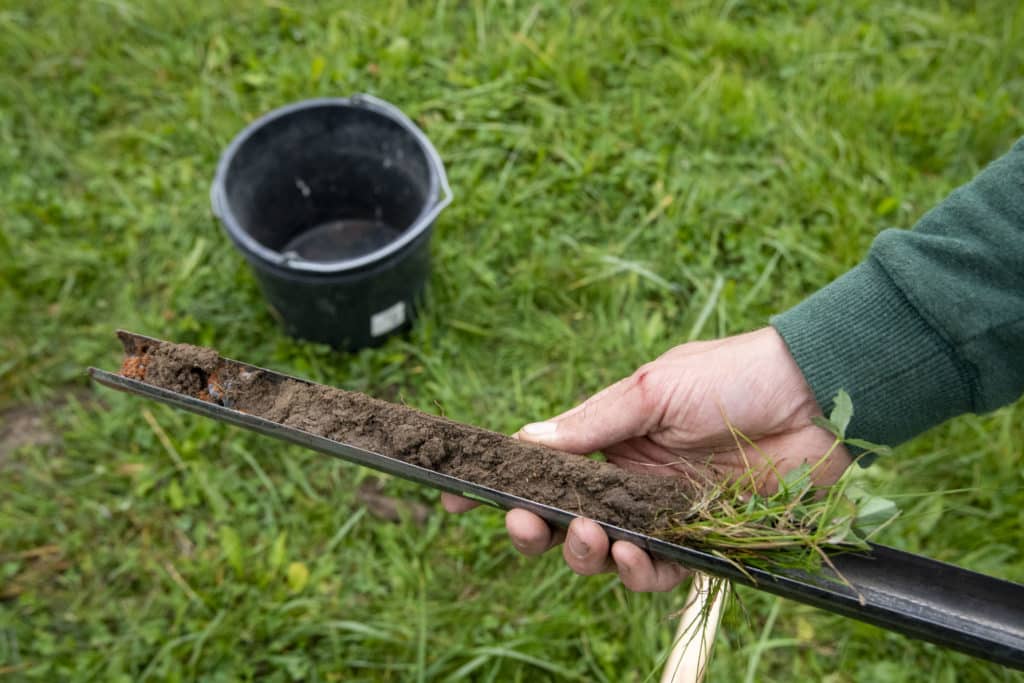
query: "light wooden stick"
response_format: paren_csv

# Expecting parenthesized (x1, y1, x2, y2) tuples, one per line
(660, 573, 727, 683)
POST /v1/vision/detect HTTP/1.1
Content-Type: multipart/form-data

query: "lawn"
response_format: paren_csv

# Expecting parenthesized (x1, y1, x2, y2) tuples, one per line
(2, 1, 1023, 681)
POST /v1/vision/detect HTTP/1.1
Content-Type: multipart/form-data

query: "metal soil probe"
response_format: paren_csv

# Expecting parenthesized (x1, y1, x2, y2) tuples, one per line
(91, 331, 1024, 672)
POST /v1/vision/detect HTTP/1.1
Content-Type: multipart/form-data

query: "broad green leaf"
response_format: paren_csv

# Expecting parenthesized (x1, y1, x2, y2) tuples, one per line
(825, 516, 854, 545)
(829, 389, 854, 439)
(823, 495, 858, 544)
(854, 496, 900, 532)
(843, 483, 868, 502)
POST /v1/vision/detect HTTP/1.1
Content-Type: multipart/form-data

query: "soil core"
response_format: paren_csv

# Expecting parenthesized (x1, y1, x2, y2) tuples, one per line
(120, 339, 695, 533)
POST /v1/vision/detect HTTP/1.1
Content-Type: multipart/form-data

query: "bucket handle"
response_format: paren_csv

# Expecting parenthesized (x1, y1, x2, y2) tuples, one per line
(349, 93, 453, 228)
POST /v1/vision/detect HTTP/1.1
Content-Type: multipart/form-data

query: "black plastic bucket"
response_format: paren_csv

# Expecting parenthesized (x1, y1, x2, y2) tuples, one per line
(210, 94, 452, 350)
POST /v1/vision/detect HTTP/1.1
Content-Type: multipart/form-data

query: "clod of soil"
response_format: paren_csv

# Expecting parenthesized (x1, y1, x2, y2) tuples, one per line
(120, 339, 697, 533)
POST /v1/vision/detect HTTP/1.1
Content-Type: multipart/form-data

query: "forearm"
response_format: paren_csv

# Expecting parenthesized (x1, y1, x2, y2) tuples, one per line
(772, 136, 1024, 451)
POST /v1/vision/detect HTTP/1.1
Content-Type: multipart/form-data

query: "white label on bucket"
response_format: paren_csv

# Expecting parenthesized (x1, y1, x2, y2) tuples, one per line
(371, 301, 407, 337)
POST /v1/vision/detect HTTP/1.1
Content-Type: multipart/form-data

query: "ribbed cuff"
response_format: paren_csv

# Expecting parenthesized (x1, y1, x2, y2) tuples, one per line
(771, 257, 973, 463)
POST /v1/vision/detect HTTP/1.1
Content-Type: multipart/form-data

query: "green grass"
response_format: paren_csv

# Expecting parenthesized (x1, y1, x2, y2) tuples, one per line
(2, 0, 1023, 680)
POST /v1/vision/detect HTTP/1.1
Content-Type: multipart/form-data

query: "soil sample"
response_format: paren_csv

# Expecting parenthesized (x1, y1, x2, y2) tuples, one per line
(120, 339, 697, 534)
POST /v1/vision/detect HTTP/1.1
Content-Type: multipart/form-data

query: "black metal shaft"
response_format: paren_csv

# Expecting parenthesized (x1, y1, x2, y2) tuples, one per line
(89, 332, 1024, 670)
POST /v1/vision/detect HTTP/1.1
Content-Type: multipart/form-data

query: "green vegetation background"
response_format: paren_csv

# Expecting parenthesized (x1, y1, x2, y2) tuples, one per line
(2, 1, 1022, 681)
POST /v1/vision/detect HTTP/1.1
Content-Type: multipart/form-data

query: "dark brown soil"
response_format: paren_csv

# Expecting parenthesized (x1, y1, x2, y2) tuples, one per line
(120, 340, 695, 533)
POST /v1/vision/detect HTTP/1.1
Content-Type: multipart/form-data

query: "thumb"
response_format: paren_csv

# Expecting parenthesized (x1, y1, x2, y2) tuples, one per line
(517, 368, 661, 454)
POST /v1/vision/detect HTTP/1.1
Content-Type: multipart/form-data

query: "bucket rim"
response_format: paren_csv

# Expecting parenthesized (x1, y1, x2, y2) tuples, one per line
(210, 94, 452, 274)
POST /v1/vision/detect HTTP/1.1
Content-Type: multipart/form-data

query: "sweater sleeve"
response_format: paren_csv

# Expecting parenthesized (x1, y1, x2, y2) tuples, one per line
(771, 136, 1024, 453)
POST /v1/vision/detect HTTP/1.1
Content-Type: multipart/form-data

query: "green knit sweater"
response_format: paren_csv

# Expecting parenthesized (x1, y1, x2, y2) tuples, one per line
(772, 136, 1024, 454)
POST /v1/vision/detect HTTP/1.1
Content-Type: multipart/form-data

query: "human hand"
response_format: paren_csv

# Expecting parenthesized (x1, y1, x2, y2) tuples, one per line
(442, 327, 852, 592)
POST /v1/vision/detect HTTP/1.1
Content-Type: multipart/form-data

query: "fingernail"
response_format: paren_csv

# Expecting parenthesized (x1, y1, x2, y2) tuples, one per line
(522, 421, 557, 436)
(568, 535, 589, 559)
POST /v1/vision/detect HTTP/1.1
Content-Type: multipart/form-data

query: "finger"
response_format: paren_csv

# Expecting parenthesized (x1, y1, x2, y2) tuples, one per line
(505, 509, 565, 556)
(518, 366, 664, 454)
(611, 541, 690, 592)
(441, 492, 480, 513)
(562, 518, 614, 575)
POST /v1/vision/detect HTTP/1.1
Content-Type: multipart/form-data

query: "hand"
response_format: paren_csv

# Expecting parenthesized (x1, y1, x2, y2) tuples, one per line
(442, 327, 852, 592)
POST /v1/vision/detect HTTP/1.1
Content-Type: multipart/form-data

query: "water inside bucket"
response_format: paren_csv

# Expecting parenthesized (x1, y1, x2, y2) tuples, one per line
(280, 219, 403, 262)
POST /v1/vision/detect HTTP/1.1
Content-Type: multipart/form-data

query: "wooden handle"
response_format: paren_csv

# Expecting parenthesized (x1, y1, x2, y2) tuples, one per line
(660, 573, 727, 683)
